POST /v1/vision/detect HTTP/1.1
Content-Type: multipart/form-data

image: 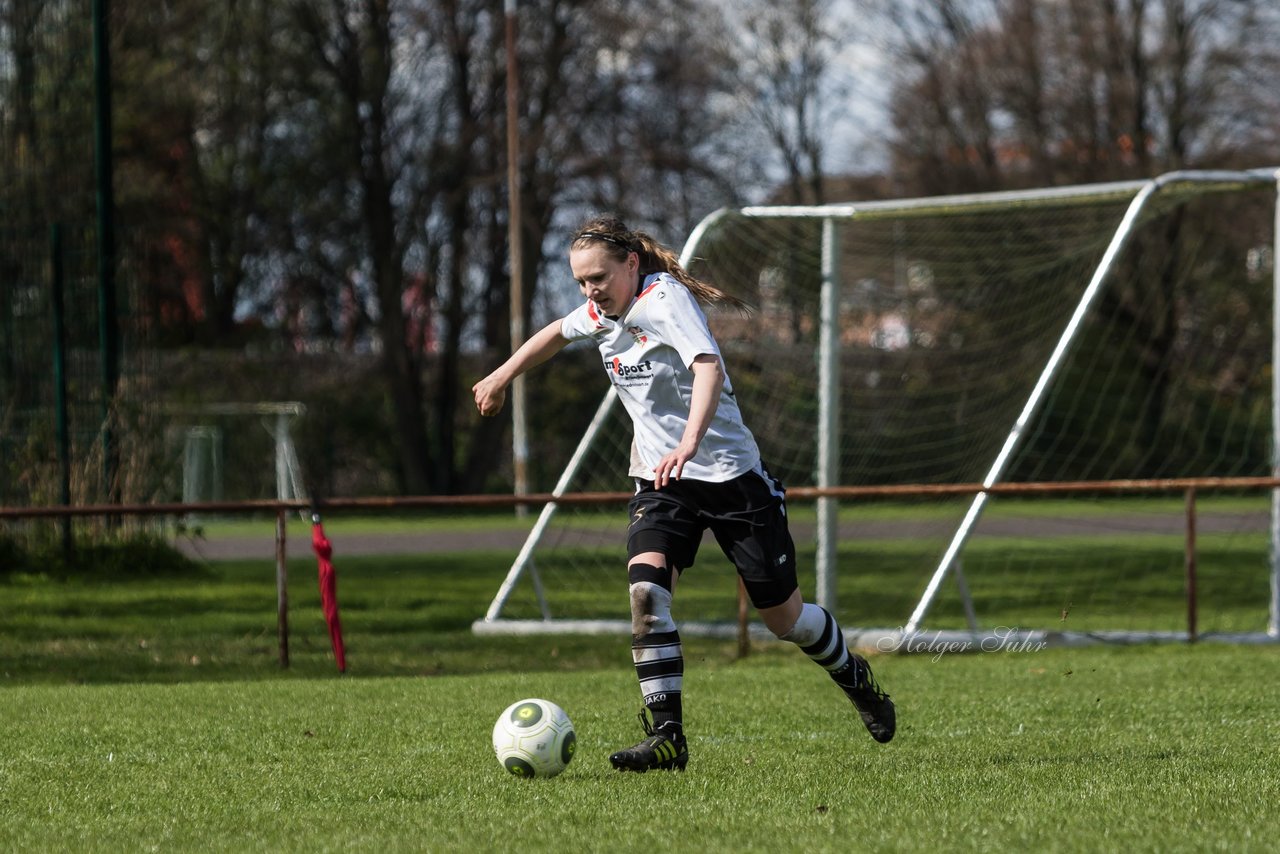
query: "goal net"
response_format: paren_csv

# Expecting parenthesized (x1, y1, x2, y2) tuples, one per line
(156, 402, 308, 509)
(477, 169, 1280, 647)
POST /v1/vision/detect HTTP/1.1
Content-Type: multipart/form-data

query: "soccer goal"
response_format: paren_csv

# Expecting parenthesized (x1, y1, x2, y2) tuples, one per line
(476, 168, 1280, 648)
(160, 402, 308, 508)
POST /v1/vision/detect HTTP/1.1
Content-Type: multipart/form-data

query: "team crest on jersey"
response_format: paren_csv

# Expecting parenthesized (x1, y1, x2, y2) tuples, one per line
(626, 325, 648, 344)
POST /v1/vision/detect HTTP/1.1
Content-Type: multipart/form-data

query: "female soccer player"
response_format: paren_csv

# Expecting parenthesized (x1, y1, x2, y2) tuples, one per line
(473, 215, 895, 771)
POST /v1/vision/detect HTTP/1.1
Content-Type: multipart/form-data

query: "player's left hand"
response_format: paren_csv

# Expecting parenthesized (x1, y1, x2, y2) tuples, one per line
(654, 441, 697, 488)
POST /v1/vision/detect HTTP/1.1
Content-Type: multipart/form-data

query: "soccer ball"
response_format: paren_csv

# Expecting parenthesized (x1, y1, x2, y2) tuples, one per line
(492, 698, 576, 778)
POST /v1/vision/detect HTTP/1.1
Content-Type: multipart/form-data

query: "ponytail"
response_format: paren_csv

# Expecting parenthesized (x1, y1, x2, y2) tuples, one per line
(571, 215, 751, 313)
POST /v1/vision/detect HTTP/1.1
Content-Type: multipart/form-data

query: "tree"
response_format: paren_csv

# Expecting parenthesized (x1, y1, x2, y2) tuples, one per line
(284, 0, 441, 493)
(880, 0, 1280, 191)
(877, 0, 1280, 475)
(105, 0, 289, 344)
(5, 0, 787, 496)
(720, 0, 858, 340)
(0, 0, 100, 431)
(272, 0, 757, 493)
(733, 0, 851, 206)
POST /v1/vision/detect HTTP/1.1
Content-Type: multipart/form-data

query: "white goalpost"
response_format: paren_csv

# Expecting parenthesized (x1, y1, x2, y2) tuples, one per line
(163, 401, 309, 508)
(475, 168, 1280, 648)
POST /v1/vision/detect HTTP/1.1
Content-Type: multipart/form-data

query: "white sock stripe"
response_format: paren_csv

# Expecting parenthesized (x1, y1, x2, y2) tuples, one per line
(814, 640, 844, 665)
(633, 638, 683, 650)
(799, 610, 850, 671)
(807, 618, 842, 661)
(820, 645, 851, 672)
(640, 676, 683, 696)
(788, 604, 830, 647)
(633, 644, 683, 663)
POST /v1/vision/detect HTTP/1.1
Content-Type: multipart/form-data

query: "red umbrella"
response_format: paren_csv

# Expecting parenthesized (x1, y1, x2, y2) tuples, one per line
(310, 512, 347, 673)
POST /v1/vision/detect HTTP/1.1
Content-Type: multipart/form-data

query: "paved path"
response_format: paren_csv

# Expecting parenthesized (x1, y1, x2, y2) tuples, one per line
(175, 510, 1270, 561)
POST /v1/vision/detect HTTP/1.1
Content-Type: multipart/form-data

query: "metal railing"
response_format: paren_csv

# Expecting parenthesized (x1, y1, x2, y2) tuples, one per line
(5, 474, 1279, 669)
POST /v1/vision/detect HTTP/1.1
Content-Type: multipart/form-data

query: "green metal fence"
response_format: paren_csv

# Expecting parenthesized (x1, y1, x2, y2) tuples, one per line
(1, 0, 130, 508)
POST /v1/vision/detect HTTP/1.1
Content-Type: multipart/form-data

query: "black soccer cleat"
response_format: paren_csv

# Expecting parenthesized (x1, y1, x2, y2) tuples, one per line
(609, 709, 689, 772)
(834, 653, 896, 743)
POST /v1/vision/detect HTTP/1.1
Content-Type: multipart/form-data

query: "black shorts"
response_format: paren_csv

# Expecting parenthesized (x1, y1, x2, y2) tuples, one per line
(626, 466, 798, 609)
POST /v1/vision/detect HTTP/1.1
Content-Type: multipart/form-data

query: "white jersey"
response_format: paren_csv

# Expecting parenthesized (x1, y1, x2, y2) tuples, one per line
(560, 272, 761, 482)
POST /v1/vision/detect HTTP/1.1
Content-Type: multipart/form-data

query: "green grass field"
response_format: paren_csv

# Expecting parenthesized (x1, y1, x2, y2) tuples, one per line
(1, 538, 1278, 851)
(176, 492, 1270, 539)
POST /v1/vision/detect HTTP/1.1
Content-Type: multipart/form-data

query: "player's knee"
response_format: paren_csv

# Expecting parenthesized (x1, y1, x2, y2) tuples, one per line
(627, 562, 674, 636)
(740, 577, 803, 638)
(773, 615, 801, 641)
(778, 602, 827, 646)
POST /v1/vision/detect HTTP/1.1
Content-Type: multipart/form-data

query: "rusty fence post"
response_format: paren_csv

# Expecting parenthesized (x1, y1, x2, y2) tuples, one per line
(1185, 487, 1198, 643)
(276, 507, 290, 667)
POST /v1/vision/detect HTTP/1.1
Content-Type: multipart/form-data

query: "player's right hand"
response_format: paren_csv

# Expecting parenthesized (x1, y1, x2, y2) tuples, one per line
(473, 377, 507, 416)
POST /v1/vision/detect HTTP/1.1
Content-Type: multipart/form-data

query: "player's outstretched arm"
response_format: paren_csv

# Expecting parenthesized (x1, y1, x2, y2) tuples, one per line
(473, 319, 571, 416)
